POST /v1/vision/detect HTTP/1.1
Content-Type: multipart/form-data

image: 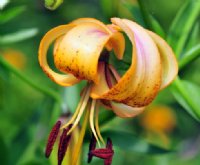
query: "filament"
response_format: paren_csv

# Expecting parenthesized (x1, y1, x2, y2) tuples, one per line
(72, 103, 90, 165)
(95, 101, 105, 144)
(89, 99, 101, 147)
(67, 86, 91, 135)
(61, 86, 88, 129)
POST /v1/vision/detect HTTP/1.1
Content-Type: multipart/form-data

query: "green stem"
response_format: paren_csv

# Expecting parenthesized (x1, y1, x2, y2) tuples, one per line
(137, 0, 153, 30)
(179, 44, 200, 70)
(0, 55, 61, 103)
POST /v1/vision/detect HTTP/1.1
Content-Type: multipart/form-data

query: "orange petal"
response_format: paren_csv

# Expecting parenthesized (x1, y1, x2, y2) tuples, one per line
(71, 18, 112, 35)
(111, 102, 144, 118)
(54, 22, 111, 83)
(148, 31, 178, 90)
(38, 24, 80, 86)
(73, 18, 125, 60)
(91, 62, 110, 97)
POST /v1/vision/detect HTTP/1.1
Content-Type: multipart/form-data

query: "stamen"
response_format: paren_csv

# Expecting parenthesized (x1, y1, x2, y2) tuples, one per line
(61, 86, 88, 129)
(45, 120, 61, 158)
(95, 101, 105, 144)
(72, 104, 90, 165)
(67, 86, 91, 135)
(58, 124, 72, 165)
(89, 99, 101, 147)
(88, 134, 97, 163)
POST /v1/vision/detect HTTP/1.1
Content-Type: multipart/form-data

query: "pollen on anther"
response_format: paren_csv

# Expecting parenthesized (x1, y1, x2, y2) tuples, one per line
(45, 120, 61, 158)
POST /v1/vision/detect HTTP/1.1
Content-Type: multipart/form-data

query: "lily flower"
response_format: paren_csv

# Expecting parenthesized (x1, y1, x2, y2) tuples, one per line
(39, 17, 178, 165)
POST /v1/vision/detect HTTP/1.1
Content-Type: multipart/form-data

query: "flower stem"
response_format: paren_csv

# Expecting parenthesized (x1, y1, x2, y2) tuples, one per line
(0, 55, 61, 103)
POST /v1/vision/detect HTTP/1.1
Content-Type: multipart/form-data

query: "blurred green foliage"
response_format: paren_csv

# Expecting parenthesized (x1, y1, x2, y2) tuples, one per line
(0, 0, 200, 165)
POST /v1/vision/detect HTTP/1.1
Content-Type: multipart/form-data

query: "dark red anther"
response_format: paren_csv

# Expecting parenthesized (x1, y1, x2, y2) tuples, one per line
(90, 148, 113, 159)
(58, 124, 72, 165)
(45, 120, 61, 158)
(104, 157, 113, 165)
(88, 134, 97, 163)
(105, 138, 114, 165)
(88, 137, 114, 165)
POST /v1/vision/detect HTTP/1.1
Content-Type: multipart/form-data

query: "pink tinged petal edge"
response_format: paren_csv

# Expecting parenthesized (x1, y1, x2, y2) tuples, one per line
(120, 19, 162, 106)
(147, 31, 178, 90)
(111, 101, 144, 118)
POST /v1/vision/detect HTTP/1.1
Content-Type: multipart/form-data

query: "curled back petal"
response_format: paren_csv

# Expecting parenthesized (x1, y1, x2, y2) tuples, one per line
(148, 31, 178, 90)
(73, 18, 125, 61)
(71, 18, 112, 35)
(91, 19, 144, 101)
(54, 22, 111, 83)
(91, 18, 162, 107)
(38, 24, 80, 86)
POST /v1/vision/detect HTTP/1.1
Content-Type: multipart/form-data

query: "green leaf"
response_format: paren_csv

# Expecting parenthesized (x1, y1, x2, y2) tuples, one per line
(0, 135, 8, 165)
(184, 22, 200, 52)
(123, 2, 146, 26)
(100, 0, 118, 18)
(167, 0, 200, 57)
(99, 109, 116, 126)
(149, 16, 166, 38)
(0, 55, 61, 102)
(64, 85, 80, 113)
(125, 1, 165, 37)
(0, 28, 38, 44)
(179, 44, 200, 70)
(137, 0, 153, 29)
(171, 77, 200, 121)
(0, 62, 10, 81)
(102, 130, 171, 154)
(0, 6, 26, 24)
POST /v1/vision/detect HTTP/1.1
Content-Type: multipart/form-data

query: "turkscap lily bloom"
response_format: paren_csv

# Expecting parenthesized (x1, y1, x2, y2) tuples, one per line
(39, 18, 178, 165)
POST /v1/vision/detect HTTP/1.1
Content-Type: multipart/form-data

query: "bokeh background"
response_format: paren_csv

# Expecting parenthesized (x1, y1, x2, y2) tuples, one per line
(0, 0, 200, 165)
